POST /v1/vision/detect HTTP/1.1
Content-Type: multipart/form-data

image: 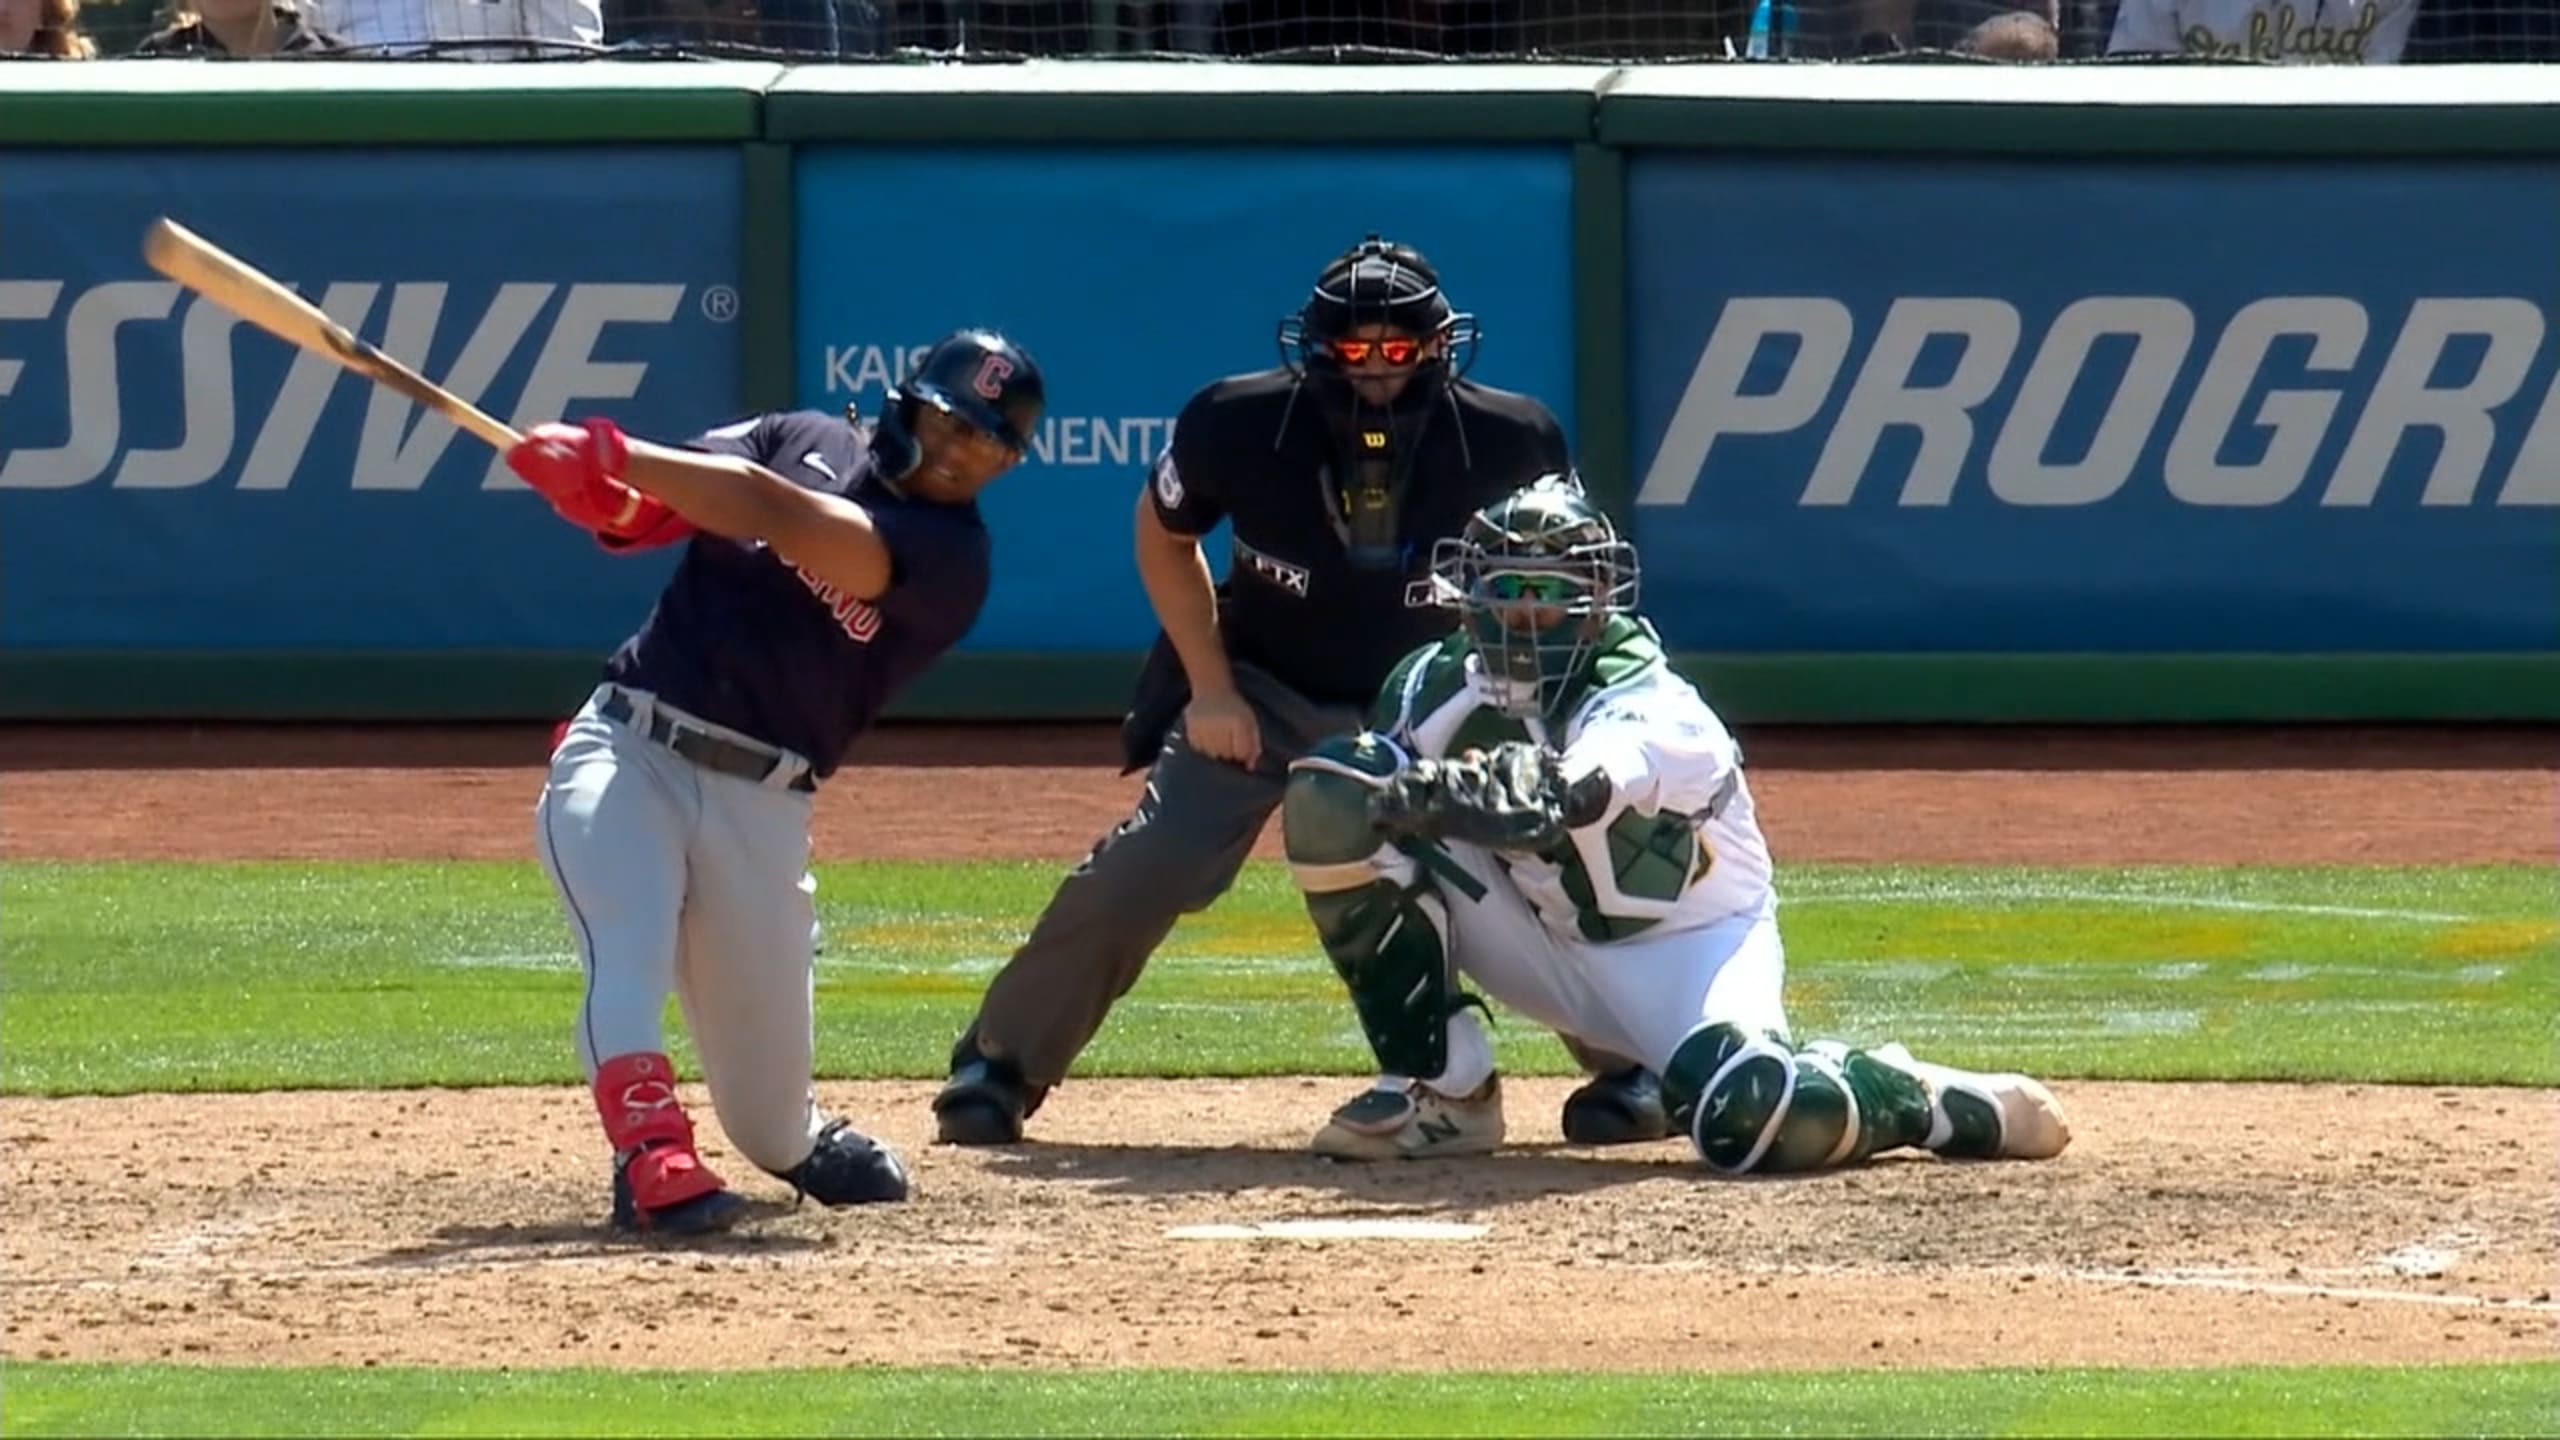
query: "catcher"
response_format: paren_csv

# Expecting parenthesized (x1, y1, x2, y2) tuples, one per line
(1280, 477, 2073, 1169)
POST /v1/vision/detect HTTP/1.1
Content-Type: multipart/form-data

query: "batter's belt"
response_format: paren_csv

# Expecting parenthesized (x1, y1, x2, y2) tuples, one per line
(599, 686, 817, 794)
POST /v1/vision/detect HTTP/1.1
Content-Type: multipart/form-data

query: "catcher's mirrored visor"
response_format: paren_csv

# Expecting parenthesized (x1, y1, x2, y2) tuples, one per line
(1482, 571, 1585, 606)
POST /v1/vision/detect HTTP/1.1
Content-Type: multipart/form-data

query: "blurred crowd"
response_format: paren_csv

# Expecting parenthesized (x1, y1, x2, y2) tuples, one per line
(3, 0, 2553, 63)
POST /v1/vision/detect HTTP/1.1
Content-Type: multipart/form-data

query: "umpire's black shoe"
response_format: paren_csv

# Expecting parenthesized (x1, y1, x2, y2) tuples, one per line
(766, 1118, 910, 1206)
(1560, 1065, 1673, 1145)
(933, 1055, 1035, 1146)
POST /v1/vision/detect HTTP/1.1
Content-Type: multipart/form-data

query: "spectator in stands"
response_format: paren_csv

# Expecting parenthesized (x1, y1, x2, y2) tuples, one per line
(3, 0, 99, 52)
(303, 0, 603, 54)
(603, 0, 869, 53)
(129, 0, 346, 50)
(1905, 0, 2053, 50)
(1956, 5, 2060, 53)
(1744, 0, 1934, 57)
(2107, 0, 2421, 60)
(1, 0, 42, 49)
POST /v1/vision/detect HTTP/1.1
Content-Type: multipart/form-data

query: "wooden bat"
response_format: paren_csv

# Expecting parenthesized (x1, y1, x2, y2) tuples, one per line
(141, 216, 523, 454)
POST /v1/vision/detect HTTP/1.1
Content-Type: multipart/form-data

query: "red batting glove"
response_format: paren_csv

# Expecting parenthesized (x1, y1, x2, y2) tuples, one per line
(595, 492, 694, 553)
(509, 417, 634, 529)
(506, 418, 694, 551)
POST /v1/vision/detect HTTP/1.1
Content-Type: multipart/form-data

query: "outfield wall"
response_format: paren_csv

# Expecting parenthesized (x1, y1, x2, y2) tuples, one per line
(2, 62, 2553, 723)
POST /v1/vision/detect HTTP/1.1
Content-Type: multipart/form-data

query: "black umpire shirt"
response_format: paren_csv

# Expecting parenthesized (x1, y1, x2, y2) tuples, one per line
(1147, 368, 1571, 708)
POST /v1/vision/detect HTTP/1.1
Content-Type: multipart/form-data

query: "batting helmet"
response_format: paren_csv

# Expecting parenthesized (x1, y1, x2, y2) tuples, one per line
(901, 328, 1046, 454)
(865, 328, 1047, 485)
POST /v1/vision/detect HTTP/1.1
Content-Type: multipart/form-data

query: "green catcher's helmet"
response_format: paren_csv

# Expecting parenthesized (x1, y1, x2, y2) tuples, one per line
(1430, 474, 1641, 723)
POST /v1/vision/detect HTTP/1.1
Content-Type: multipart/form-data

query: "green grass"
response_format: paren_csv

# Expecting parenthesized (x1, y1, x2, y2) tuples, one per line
(2, 860, 2552, 1096)
(6, 859, 2556, 1437)
(5, 1361, 2555, 1438)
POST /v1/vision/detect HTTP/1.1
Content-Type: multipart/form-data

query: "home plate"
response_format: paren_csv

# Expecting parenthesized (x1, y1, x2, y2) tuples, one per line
(1166, 1219, 1488, 1241)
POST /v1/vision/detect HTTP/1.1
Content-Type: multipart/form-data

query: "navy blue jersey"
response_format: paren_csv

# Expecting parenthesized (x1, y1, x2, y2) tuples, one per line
(601, 409, 991, 778)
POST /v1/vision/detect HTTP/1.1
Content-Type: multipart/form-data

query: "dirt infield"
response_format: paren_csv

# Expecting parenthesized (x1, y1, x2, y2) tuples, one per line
(4, 720, 2552, 865)
(2, 721, 2554, 1374)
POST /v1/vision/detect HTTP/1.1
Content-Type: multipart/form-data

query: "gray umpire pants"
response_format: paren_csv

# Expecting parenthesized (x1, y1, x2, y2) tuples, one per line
(961, 662, 1645, 1094)
(964, 663, 1350, 1090)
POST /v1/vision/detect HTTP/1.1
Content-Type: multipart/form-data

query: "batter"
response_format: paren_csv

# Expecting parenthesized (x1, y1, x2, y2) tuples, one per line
(504, 328, 1047, 1234)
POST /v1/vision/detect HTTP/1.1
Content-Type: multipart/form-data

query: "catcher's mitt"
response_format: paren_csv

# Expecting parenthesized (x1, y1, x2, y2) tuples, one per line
(1368, 740, 1578, 853)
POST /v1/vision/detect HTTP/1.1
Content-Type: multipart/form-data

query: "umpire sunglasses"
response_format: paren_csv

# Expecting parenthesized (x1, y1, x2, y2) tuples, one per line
(1324, 336, 1426, 367)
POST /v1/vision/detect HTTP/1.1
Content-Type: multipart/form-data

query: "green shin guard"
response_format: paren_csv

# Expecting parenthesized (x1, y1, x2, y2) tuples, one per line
(1285, 732, 1475, 1080)
(1302, 881, 1468, 1079)
(1661, 1025, 1937, 1175)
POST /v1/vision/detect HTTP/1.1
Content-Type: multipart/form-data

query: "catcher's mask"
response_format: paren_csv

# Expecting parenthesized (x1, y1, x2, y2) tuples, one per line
(1431, 474, 1639, 724)
(866, 327, 1047, 488)
(1276, 235, 1482, 570)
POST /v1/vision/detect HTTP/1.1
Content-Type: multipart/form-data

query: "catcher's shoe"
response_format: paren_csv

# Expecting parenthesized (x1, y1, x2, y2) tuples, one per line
(933, 1051, 1042, 1146)
(767, 1118, 910, 1206)
(1867, 1043, 2072, 1160)
(611, 1141, 748, 1236)
(1559, 1065, 1672, 1145)
(1312, 1076, 1506, 1161)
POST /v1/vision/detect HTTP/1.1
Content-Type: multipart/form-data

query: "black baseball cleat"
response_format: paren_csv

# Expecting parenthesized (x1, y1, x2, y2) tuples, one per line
(933, 1053, 1038, 1146)
(1559, 1065, 1673, 1145)
(766, 1118, 910, 1206)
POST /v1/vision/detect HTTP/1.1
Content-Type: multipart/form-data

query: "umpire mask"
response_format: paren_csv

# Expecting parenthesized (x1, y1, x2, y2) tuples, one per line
(1278, 235, 1482, 571)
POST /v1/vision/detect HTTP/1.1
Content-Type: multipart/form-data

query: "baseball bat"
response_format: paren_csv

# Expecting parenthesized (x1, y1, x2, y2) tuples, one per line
(141, 217, 523, 454)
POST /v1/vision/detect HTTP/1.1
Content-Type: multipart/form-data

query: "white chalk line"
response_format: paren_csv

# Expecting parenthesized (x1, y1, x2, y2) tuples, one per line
(2048, 1268, 2559, 1313)
(4, 1251, 664, 1292)
(430, 886, 2532, 974)
(1617, 1256, 2556, 1315)
(1789, 887, 2487, 924)
(30, 1210, 2555, 1322)
(128, 1209, 294, 1273)
(37, 1246, 2553, 1314)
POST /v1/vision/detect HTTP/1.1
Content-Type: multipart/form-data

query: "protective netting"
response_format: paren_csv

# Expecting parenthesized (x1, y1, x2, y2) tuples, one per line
(54, 0, 2560, 64)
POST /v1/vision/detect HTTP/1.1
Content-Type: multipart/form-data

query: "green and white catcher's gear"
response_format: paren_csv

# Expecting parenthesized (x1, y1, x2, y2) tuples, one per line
(1665, 1023, 1933, 1174)
(1662, 1024, 2073, 1173)
(1367, 739, 1605, 855)
(1428, 475, 1641, 728)
(1370, 600, 1772, 945)
(1284, 733, 1481, 1082)
(1289, 483, 2072, 1174)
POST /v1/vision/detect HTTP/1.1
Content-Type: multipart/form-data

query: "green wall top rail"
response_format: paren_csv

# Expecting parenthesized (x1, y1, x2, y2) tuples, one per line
(1599, 61, 2560, 155)
(16, 58, 2559, 154)
(0, 60, 782, 146)
(764, 59, 1610, 143)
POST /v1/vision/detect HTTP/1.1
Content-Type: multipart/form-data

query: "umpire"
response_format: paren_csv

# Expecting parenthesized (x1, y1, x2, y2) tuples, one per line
(932, 234, 1672, 1149)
